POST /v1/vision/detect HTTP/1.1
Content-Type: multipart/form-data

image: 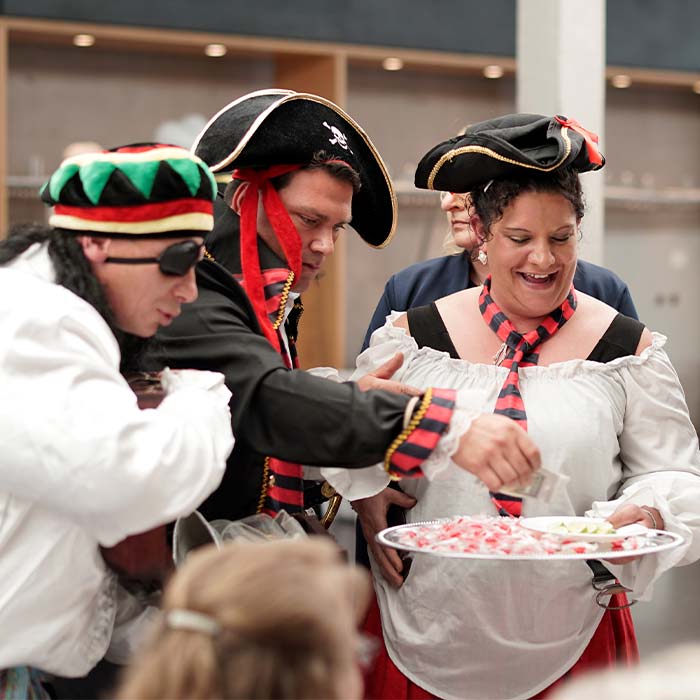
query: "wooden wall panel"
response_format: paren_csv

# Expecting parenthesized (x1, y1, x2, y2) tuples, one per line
(275, 53, 347, 369)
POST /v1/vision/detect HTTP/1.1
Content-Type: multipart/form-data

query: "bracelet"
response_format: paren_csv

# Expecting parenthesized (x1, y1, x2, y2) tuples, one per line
(640, 506, 659, 530)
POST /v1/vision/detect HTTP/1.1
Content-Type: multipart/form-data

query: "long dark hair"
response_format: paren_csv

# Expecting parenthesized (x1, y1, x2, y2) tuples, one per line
(0, 223, 157, 371)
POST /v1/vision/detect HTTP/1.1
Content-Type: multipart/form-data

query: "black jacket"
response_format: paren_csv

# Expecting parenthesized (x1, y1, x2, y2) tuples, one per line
(154, 207, 408, 520)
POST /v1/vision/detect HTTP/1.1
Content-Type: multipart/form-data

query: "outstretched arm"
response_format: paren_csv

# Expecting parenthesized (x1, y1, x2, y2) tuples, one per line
(157, 264, 410, 469)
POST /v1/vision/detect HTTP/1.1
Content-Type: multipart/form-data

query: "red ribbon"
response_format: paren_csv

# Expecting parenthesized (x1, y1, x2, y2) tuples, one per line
(554, 116, 604, 167)
(233, 165, 304, 352)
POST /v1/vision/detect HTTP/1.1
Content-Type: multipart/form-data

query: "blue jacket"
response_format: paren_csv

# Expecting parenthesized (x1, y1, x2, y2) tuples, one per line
(361, 252, 638, 351)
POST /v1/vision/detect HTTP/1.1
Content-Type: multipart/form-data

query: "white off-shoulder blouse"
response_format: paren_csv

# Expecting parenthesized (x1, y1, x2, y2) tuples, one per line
(323, 313, 700, 700)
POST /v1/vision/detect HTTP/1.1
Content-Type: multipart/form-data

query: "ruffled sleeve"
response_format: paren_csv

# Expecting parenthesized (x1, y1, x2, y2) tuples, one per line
(322, 315, 414, 498)
(588, 334, 700, 600)
(356, 312, 417, 382)
(322, 314, 475, 499)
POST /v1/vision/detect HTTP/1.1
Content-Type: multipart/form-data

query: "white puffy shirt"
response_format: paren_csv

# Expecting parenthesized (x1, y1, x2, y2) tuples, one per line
(0, 244, 234, 676)
(323, 314, 700, 700)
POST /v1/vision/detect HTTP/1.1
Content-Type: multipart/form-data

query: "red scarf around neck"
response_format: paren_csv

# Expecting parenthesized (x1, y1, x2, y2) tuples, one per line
(234, 165, 303, 352)
(479, 275, 577, 516)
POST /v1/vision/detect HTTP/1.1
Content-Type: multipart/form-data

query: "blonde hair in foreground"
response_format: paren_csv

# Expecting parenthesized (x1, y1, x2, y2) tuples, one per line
(116, 539, 371, 700)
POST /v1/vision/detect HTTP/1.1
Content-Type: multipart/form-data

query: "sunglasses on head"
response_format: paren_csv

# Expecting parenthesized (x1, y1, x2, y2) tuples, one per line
(105, 240, 204, 276)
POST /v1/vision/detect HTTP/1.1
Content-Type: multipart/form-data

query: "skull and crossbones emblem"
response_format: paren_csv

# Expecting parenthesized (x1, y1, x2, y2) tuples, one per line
(322, 121, 353, 153)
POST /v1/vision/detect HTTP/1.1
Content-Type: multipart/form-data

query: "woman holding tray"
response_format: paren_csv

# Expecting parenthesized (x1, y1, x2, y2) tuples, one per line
(322, 114, 700, 700)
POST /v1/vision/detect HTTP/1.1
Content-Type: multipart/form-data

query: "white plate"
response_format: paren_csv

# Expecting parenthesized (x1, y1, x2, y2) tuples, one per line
(376, 517, 684, 561)
(520, 516, 648, 542)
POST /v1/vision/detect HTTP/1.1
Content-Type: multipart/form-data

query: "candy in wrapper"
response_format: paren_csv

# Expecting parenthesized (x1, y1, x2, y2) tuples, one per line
(498, 467, 569, 503)
(387, 515, 652, 557)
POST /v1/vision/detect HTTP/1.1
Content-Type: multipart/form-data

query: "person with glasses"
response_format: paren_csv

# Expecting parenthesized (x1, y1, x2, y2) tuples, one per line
(323, 115, 700, 700)
(116, 538, 373, 700)
(0, 144, 234, 698)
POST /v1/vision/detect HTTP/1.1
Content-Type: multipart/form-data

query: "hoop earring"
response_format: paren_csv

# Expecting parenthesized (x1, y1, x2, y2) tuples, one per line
(477, 249, 488, 266)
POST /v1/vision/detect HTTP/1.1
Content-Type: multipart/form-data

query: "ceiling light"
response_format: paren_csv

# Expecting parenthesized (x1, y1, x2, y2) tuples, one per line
(204, 43, 227, 58)
(483, 64, 504, 79)
(382, 57, 404, 71)
(73, 34, 95, 48)
(692, 81, 700, 95)
(610, 74, 632, 89)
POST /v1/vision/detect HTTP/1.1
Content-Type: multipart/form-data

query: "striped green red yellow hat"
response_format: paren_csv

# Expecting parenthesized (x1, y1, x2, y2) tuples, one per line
(41, 144, 216, 237)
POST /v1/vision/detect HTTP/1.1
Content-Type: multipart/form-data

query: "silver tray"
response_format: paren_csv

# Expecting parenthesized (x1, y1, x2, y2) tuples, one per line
(376, 518, 685, 561)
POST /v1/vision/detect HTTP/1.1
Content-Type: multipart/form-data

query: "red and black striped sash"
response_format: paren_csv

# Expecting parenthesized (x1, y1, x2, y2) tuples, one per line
(235, 267, 290, 327)
(479, 276, 577, 516)
(237, 267, 305, 514)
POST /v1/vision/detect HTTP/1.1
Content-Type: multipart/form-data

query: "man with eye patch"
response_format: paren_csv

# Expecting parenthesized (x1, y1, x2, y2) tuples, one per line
(0, 144, 234, 696)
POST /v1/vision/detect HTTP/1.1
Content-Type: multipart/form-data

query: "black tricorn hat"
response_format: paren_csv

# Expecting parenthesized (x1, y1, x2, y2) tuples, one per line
(192, 89, 396, 248)
(414, 113, 605, 193)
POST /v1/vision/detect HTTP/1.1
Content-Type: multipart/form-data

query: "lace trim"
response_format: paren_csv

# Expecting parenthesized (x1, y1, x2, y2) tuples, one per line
(370, 311, 666, 378)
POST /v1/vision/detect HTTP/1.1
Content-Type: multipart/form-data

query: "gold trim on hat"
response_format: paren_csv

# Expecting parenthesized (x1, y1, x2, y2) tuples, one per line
(191, 88, 294, 163)
(426, 127, 573, 190)
(193, 90, 397, 249)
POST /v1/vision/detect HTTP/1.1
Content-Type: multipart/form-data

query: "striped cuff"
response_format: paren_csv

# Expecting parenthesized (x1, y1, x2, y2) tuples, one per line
(383, 388, 457, 480)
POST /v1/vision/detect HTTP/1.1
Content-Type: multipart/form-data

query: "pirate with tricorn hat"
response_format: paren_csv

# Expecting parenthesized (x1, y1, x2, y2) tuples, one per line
(154, 90, 541, 528)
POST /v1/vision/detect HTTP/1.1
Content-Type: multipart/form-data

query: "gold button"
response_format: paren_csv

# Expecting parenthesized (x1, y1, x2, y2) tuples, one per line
(268, 474, 276, 487)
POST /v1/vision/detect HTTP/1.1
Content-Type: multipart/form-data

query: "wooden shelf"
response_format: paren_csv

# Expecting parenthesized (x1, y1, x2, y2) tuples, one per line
(606, 185, 700, 207)
(2, 15, 515, 76)
(4, 16, 699, 87)
(3, 15, 700, 367)
(7, 175, 45, 188)
(393, 181, 700, 208)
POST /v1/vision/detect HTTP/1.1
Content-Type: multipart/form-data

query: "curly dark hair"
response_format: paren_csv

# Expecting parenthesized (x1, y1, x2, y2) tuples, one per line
(0, 223, 157, 371)
(470, 167, 585, 238)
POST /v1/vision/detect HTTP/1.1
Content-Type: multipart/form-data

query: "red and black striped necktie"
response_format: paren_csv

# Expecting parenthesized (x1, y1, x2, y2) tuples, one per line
(479, 275, 577, 516)
(236, 266, 305, 515)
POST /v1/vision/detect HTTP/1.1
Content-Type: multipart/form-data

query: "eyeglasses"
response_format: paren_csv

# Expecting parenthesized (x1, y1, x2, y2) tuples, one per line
(105, 240, 204, 276)
(439, 191, 469, 207)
